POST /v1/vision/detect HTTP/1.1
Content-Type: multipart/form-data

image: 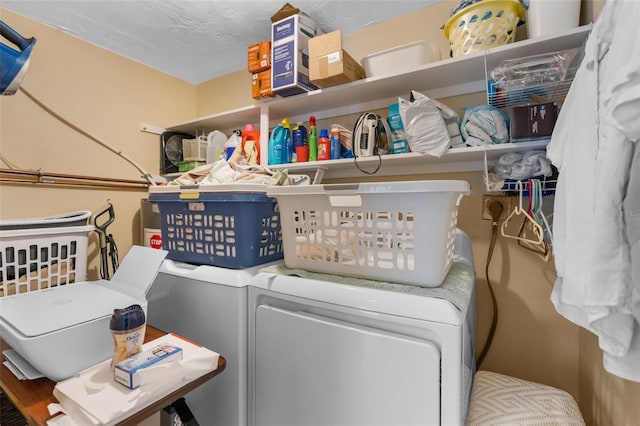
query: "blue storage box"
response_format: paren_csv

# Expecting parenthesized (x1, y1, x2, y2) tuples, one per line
(148, 184, 283, 268)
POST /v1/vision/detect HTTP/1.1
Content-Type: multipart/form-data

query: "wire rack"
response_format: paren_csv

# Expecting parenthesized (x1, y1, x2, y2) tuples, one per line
(500, 176, 557, 196)
(483, 146, 559, 196)
(488, 78, 574, 109)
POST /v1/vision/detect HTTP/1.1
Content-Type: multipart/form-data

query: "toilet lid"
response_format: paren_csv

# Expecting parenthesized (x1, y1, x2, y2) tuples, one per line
(0, 282, 141, 337)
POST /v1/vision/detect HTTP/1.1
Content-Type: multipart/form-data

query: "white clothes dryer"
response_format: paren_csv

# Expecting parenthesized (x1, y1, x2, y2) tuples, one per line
(248, 229, 476, 426)
(147, 260, 279, 426)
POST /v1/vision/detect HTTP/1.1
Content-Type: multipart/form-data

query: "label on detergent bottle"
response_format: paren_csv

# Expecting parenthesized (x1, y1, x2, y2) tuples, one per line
(224, 130, 241, 160)
(241, 124, 260, 165)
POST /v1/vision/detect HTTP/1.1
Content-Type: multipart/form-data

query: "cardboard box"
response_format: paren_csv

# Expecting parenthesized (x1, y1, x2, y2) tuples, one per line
(248, 40, 271, 73)
(309, 30, 366, 89)
(271, 10, 324, 97)
(114, 343, 183, 389)
(252, 68, 274, 99)
(270, 2, 300, 22)
(509, 102, 558, 141)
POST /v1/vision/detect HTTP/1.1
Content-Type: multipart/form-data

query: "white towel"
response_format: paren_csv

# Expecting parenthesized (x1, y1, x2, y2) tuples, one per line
(493, 150, 552, 180)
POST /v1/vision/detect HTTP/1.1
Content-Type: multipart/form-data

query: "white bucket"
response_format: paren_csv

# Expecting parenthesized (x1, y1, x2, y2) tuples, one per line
(526, 0, 581, 39)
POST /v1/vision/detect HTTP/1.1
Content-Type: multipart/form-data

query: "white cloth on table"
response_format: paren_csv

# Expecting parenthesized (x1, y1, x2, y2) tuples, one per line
(546, 0, 640, 382)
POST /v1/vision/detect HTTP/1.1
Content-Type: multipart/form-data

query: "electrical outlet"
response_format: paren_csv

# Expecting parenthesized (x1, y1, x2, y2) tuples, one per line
(482, 194, 511, 221)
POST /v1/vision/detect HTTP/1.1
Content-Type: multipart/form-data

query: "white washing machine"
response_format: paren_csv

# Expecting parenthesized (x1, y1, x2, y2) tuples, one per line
(248, 229, 476, 426)
(147, 260, 280, 426)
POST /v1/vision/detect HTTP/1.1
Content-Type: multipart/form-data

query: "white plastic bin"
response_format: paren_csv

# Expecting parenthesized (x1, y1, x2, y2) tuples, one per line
(527, 0, 581, 39)
(267, 180, 470, 287)
(361, 40, 441, 77)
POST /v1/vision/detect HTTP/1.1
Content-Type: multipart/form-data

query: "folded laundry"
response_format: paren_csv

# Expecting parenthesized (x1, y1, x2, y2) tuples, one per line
(461, 105, 510, 146)
(167, 159, 311, 186)
(493, 150, 553, 180)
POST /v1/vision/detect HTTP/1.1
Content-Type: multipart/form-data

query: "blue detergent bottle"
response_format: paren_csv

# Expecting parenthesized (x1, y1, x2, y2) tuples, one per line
(291, 122, 307, 162)
(282, 118, 292, 163)
(268, 118, 291, 165)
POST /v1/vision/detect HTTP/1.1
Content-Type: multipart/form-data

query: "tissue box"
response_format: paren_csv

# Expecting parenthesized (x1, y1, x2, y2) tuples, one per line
(271, 6, 324, 96)
(309, 30, 366, 88)
(114, 343, 183, 389)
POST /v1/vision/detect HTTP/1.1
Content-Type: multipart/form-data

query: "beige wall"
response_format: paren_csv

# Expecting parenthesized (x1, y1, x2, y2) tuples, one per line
(0, 8, 195, 278)
(1, 2, 639, 425)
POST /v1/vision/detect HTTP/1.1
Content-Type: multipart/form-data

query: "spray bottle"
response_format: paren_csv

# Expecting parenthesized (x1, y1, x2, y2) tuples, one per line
(308, 116, 318, 161)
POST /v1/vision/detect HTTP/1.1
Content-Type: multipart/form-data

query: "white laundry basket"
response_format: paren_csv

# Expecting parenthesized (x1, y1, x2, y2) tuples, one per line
(0, 212, 93, 297)
(267, 180, 470, 287)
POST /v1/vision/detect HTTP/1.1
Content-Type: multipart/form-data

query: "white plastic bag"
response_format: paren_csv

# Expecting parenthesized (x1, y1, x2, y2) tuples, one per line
(398, 91, 450, 157)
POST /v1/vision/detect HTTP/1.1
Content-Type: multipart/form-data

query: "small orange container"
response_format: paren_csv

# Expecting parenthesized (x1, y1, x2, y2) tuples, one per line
(251, 69, 274, 99)
(248, 40, 271, 73)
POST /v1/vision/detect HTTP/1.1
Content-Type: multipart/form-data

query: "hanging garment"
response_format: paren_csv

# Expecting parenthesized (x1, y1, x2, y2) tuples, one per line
(546, 0, 640, 382)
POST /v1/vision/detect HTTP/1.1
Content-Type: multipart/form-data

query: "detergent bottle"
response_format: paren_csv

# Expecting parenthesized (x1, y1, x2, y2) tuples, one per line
(291, 122, 307, 162)
(282, 118, 292, 163)
(241, 123, 260, 165)
(206, 130, 227, 163)
(268, 118, 290, 165)
(318, 129, 331, 161)
(308, 116, 318, 161)
(224, 130, 241, 161)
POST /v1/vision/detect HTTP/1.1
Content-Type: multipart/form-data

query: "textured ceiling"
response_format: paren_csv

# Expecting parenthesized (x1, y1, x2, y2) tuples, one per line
(2, 0, 442, 84)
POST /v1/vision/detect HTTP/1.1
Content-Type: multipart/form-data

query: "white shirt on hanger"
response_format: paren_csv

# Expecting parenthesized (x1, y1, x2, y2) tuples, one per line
(547, 0, 640, 382)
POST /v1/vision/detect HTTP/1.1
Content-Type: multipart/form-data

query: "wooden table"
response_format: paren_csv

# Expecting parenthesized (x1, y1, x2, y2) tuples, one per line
(0, 325, 226, 425)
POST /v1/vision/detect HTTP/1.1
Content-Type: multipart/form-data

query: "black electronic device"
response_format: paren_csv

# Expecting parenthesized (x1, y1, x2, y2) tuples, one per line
(160, 131, 193, 174)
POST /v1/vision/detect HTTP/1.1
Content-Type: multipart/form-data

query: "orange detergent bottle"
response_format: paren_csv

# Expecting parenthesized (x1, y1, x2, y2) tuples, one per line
(241, 124, 260, 164)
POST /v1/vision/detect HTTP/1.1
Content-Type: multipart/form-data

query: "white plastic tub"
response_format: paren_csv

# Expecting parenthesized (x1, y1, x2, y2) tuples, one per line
(267, 180, 470, 287)
(361, 40, 441, 77)
(527, 0, 581, 39)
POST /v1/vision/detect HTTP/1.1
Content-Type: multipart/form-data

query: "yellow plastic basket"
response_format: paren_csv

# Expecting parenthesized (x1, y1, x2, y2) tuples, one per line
(444, 0, 526, 57)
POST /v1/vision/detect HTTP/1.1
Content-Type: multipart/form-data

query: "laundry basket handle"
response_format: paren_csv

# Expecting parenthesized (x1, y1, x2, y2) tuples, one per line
(322, 183, 362, 207)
